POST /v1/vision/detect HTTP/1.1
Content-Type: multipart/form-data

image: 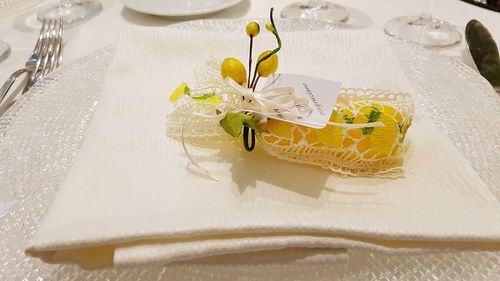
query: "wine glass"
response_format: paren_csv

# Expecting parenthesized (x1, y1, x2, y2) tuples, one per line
(281, 0, 349, 22)
(37, 0, 102, 24)
(384, 0, 461, 47)
(0, 40, 10, 63)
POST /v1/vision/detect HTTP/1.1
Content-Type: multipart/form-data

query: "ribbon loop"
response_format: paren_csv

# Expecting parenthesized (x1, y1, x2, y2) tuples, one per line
(224, 77, 313, 119)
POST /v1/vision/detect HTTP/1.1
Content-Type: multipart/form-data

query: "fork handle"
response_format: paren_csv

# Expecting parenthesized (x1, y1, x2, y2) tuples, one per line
(0, 69, 27, 105)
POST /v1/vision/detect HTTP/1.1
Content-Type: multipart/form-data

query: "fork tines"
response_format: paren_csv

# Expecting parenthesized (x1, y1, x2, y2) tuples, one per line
(30, 19, 64, 88)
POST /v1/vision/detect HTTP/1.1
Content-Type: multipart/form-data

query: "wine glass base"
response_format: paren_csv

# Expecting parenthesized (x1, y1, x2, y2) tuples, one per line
(281, 1, 349, 22)
(384, 16, 461, 48)
(0, 41, 10, 63)
(37, 1, 102, 24)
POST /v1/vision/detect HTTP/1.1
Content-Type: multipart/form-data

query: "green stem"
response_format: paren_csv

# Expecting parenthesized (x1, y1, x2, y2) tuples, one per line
(250, 7, 282, 89)
(247, 36, 253, 88)
(243, 126, 256, 151)
(252, 75, 260, 92)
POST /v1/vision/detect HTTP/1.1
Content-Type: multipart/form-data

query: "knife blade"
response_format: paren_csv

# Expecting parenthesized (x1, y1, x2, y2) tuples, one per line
(465, 19, 500, 93)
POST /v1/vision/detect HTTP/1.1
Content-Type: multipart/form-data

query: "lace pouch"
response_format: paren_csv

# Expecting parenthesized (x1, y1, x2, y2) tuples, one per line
(259, 89, 414, 177)
(167, 86, 414, 178)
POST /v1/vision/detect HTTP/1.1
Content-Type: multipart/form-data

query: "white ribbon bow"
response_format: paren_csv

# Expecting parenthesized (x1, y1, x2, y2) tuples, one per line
(224, 78, 384, 129)
(224, 78, 313, 120)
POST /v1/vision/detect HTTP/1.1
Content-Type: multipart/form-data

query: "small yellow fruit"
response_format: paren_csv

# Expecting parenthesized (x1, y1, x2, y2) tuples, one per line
(246, 22, 260, 37)
(265, 22, 273, 32)
(257, 51, 278, 77)
(221, 57, 247, 85)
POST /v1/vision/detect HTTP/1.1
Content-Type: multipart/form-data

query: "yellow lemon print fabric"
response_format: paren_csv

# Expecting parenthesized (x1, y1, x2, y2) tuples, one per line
(259, 89, 414, 177)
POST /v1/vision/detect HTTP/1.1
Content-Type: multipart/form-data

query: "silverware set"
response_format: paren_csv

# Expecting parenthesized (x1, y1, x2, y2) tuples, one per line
(0, 19, 63, 113)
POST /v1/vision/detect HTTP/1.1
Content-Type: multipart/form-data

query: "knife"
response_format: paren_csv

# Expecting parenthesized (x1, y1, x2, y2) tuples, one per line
(465, 19, 500, 93)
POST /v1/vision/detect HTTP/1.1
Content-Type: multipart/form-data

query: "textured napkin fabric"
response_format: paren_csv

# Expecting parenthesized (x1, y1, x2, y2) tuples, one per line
(26, 27, 500, 269)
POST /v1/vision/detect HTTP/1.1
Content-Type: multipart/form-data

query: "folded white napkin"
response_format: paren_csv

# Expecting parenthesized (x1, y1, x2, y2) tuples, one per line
(26, 27, 500, 269)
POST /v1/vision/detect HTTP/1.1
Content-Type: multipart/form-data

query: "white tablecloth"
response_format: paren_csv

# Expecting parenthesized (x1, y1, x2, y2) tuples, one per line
(1, 0, 500, 84)
(1, 0, 499, 279)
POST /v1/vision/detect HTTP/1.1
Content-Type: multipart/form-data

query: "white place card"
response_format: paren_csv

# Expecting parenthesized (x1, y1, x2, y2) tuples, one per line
(262, 73, 342, 129)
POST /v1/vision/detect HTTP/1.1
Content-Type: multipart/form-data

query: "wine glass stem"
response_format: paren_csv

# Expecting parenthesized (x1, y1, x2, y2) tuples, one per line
(307, 0, 323, 9)
(420, 13, 432, 21)
(60, 0, 77, 7)
(419, 0, 438, 30)
(411, 0, 437, 28)
(427, 0, 435, 17)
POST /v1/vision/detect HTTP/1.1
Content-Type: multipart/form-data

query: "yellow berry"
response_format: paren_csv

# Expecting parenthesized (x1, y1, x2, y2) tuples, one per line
(257, 51, 278, 77)
(246, 22, 260, 37)
(221, 57, 247, 85)
(265, 23, 273, 32)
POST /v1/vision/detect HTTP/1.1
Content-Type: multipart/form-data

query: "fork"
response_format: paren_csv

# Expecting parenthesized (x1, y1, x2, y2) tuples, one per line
(26, 19, 64, 92)
(0, 19, 63, 109)
(0, 20, 49, 104)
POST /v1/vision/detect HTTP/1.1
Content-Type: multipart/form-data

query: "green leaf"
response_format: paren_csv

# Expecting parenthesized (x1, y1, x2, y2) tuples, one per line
(342, 115, 354, 124)
(220, 112, 248, 137)
(367, 107, 381, 122)
(184, 85, 191, 96)
(192, 92, 221, 105)
(219, 112, 260, 137)
(192, 92, 216, 100)
(243, 116, 260, 131)
(362, 127, 374, 135)
(362, 107, 381, 135)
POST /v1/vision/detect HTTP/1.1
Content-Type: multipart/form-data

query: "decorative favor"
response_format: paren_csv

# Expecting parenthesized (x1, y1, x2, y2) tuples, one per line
(167, 8, 414, 178)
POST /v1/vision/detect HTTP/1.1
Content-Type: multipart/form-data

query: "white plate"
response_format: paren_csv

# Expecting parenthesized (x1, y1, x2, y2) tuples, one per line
(0, 19, 499, 281)
(120, 0, 243, 17)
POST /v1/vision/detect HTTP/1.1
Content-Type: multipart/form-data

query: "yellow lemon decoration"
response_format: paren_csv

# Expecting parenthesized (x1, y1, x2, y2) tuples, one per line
(257, 50, 278, 77)
(246, 22, 260, 37)
(247, 8, 281, 91)
(221, 57, 247, 85)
